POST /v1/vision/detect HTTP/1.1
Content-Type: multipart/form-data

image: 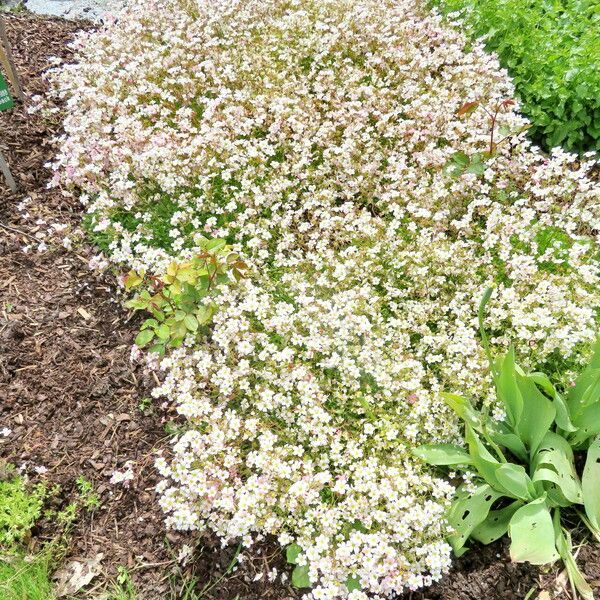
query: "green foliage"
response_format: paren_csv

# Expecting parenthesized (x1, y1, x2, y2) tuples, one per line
(0, 469, 54, 599)
(109, 566, 137, 600)
(444, 99, 530, 177)
(75, 476, 100, 512)
(125, 237, 247, 355)
(0, 469, 46, 548)
(414, 290, 600, 599)
(431, 0, 600, 152)
(0, 553, 54, 600)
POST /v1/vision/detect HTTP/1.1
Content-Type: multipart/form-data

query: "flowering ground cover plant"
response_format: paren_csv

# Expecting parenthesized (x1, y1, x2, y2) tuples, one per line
(49, 0, 600, 597)
(429, 0, 600, 152)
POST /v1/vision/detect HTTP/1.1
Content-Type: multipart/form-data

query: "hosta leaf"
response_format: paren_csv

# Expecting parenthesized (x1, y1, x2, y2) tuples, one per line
(490, 432, 528, 463)
(441, 393, 481, 430)
(582, 439, 600, 531)
(555, 519, 595, 600)
(291, 564, 311, 588)
(471, 500, 522, 545)
(495, 463, 535, 501)
(529, 372, 576, 433)
(569, 403, 600, 447)
(412, 444, 472, 466)
(515, 374, 556, 455)
(532, 432, 582, 504)
(447, 483, 503, 554)
(567, 339, 600, 418)
(508, 498, 558, 565)
(465, 426, 507, 492)
(286, 543, 302, 565)
(495, 347, 523, 427)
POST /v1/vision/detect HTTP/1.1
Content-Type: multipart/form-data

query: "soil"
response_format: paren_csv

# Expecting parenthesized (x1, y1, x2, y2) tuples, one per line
(0, 12, 599, 600)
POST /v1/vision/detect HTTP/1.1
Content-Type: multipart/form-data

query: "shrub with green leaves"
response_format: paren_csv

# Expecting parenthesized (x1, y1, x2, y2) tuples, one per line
(415, 292, 600, 599)
(125, 237, 247, 355)
(431, 0, 600, 152)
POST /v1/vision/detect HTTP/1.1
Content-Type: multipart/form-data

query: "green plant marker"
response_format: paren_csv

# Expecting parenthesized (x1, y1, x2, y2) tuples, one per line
(0, 71, 14, 111)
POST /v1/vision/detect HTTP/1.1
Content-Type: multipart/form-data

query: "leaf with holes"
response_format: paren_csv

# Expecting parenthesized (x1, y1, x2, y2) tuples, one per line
(447, 483, 503, 555)
(471, 500, 522, 545)
(532, 432, 582, 504)
(582, 439, 600, 531)
(508, 498, 558, 565)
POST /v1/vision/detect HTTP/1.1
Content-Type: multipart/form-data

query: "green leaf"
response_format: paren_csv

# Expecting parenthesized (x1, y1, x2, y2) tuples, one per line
(532, 432, 582, 504)
(471, 500, 522, 545)
(124, 270, 144, 290)
(529, 372, 576, 433)
(569, 403, 600, 447)
(205, 238, 227, 252)
(582, 439, 600, 531)
(346, 575, 361, 592)
(508, 498, 559, 565)
(515, 373, 556, 455)
(555, 518, 594, 600)
(495, 463, 535, 501)
(495, 347, 523, 427)
(196, 304, 215, 325)
(291, 564, 311, 588)
(135, 329, 155, 347)
(464, 426, 507, 492)
(157, 324, 171, 340)
(441, 393, 482, 430)
(490, 426, 528, 462)
(412, 444, 472, 466)
(567, 340, 600, 418)
(286, 543, 302, 565)
(447, 483, 503, 554)
(184, 314, 199, 332)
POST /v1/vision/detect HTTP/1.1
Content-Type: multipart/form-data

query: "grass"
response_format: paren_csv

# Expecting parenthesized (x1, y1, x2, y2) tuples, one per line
(0, 553, 54, 600)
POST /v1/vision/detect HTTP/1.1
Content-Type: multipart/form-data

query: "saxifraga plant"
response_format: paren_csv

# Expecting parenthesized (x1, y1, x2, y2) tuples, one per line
(415, 288, 600, 599)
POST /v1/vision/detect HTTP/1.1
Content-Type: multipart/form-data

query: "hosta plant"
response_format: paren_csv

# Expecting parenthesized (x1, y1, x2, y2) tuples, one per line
(124, 237, 247, 355)
(415, 291, 600, 599)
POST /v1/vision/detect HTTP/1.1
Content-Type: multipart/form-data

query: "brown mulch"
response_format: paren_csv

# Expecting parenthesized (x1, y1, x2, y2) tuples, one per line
(0, 11, 599, 600)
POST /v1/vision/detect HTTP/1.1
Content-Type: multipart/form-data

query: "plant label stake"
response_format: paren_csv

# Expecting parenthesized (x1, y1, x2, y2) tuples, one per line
(0, 71, 16, 192)
(0, 15, 24, 102)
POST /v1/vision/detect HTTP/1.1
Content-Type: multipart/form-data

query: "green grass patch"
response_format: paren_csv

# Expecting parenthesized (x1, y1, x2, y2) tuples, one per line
(0, 553, 54, 600)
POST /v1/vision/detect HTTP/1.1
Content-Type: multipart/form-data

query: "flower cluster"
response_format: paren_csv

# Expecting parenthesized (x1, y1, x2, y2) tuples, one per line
(50, 0, 599, 597)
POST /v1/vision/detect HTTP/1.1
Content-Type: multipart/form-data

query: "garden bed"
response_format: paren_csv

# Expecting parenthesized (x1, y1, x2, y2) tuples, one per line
(1, 8, 599, 600)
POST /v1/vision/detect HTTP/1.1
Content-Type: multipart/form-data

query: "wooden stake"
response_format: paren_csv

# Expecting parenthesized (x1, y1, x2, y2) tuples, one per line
(0, 15, 24, 102)
(0, 149, 16, 192)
